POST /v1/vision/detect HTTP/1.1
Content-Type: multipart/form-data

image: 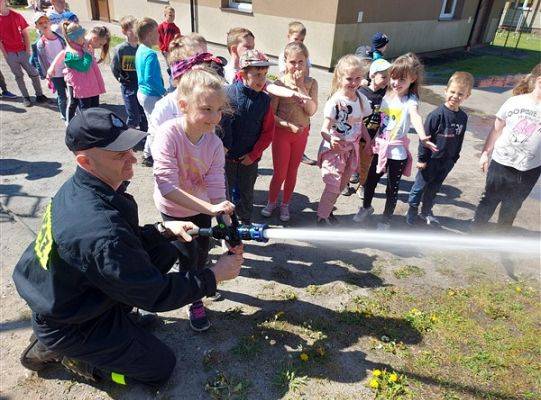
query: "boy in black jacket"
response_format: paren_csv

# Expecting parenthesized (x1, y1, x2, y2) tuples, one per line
(111, 15, 147, 131)
(407, 71, 474, 226)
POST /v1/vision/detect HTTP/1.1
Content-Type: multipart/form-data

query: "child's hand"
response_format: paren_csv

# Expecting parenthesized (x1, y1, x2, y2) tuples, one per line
(209, 201, 235, 216)
(479, 151, 489, 173)
(360, 78, 369, 87)
(290, 91, 310, 102)
(421, 138, 439, 153)
(330, 136, 344, 150)
(288, 123, 305, 134)
(416, 161, 427, 170)
(240, 155, 254, 165)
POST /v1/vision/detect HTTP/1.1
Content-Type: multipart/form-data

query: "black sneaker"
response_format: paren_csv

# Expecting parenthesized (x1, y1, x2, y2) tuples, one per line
(406, 206, 418, 226)
(61, 357, 100, 382)
(1, 90, 18, 99)
(328, 212, 339, 225)
(341, 185, 356, 196)
(188, 300, 210, 332)
(141, 156, 153, 167)
(20, 334, 61, 371)
(35, 94, 49, 103)
(349, 173, 360, 184)
(22, 97, 32, 107)
(131, 308, 160, 329)
(301, 154, 317, 166)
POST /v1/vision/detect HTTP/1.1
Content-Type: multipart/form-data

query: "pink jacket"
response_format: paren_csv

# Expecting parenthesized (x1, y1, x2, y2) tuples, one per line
(373, 135, 413, 177)
(152, 118, 226, 218)
(63, 48, 106, 99)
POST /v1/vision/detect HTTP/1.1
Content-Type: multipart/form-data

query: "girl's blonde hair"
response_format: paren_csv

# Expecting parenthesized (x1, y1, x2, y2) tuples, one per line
(89, 25, 111, 64)
(168, 34, 207, 65)
(330, 54, 369, 97)
(164, 5, 175, 15)
(177, 68, 228, 110)
(284, 42, 309, 62)
(389, 52, 424, 98)
(513, 63, 541, 95)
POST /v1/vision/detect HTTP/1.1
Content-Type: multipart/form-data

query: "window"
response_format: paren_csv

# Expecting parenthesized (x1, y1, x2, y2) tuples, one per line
(439, 0, 457, 20)
(228, 0, 252, 12)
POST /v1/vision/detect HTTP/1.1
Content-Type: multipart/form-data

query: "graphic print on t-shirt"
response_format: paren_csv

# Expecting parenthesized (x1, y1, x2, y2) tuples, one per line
(181, 154, 207, 197)
(499, 116, 540, 169)
(121, 55, 136, 72)
(380, 107, 403, 140)
(441, 123, 464, 138)
(331, 102, 362, 141)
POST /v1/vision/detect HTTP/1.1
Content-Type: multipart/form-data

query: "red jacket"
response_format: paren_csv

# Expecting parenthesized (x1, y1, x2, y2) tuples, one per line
(158, 21, 180, 53)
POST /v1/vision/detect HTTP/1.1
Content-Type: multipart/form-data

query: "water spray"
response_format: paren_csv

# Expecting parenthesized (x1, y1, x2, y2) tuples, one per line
(191, 215, 540, 256)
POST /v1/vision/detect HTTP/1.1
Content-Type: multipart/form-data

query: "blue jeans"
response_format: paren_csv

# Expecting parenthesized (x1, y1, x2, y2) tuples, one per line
(121, 85, 148, 131)
(50, 77, 67, 120)
(408, 158, 455, 215)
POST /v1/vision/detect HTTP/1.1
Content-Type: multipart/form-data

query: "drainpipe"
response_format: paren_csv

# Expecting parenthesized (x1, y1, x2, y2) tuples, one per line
(190, 0, 196, 33)
(466, 0, 484, 50)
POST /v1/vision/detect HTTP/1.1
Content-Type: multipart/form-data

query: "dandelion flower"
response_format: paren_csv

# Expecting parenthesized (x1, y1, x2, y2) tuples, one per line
(299, 353, 309, 362)
(389, 373, 398, 382)
(515, 286, 522, 293)
(372, 369, 382, 377)
(369, 378, 379, 389)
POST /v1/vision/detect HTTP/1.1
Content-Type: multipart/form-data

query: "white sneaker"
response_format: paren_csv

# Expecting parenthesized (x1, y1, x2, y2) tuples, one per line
(279, 204, 290, 222)
(261, 202, 277, 217)
(353, 206, 374, 223)
(357, 186, 364, 199)
(422, 213, 440, 226)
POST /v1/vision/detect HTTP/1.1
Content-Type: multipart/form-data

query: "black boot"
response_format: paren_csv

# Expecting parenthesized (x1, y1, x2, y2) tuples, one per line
(20, 334, 61, 371)
(61, 357, 101, 382)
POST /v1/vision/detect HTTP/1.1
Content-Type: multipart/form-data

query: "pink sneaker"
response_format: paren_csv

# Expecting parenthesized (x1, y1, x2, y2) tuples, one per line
(279, 204, 290, 222)
(261, 202, 277, 217)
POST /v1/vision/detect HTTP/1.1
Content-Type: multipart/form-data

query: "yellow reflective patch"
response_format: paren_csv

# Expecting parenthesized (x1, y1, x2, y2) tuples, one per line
(111, 372, 126, 385)
(34, 202, 53, 270)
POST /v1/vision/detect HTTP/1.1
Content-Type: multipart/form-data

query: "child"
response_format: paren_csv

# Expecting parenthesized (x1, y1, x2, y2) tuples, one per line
(277, 21, 316, 167)
(473, 64, 541, 230)
(343, 58, 391, 195)
(135, 17, 166, 166)
(0, 2, 47, 107)
(152, 69, 231, 332)
(278, 21, 312, 74)
(353, 53, 437, 230)
(111, 16, 147, 131)
(220, 50, 275, 225)
(31, 12, 67, 119)
(224, 27, 255, 84)
(315, 54, 372, 225)
(47, 21, 105, 122)
(369, 32, 389, 61)
(86, 25, 110, 64)
(407, 71, 473, 226)
(261, 42, 317, 222)
(158, 6, 181, 62)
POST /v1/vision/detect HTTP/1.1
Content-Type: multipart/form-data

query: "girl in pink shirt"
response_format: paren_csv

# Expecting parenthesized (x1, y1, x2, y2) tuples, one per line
(152, 68, 232, 332)
(48, 21, 105, 122)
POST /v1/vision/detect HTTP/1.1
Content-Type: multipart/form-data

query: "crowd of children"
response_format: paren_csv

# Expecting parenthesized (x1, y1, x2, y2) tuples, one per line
(2, 4, 540, 288)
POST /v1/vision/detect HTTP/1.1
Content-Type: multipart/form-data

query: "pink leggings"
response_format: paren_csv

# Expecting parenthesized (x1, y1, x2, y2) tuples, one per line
(268, 125, 309, 204)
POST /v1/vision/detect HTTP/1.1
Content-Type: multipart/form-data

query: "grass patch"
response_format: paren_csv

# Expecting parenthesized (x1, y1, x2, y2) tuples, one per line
(273, 366, 308, 393)
(493, 31, 541, 52)
(205, 371, 251, 400)
(231, 334, 263, 359)
(393, 265, 425, 279)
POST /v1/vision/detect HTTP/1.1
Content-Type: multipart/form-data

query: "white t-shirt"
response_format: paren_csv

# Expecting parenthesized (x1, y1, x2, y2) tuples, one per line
(149, 89, 182, 137)
(278, 51, 312, 74)
(492, 94, 541, 171)
(323, 91, 371, 144)
(379, 94, 419, 160)
(224, 62, 238, 85)
(43, 36, 64, 78)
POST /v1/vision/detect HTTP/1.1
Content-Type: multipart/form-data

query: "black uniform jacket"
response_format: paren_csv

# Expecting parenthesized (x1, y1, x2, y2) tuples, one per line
(13, 167, 216, 325)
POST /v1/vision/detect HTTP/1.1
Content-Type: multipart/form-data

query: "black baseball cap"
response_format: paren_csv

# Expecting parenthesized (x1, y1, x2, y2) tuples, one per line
(65, 108, 147, 152)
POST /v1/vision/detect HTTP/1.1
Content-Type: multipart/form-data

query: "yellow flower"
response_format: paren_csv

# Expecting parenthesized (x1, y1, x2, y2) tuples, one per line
(430, 315, 439, 323)
(299, 353, 309, 362)
(372, 369, 382, 377)
(389, 373, 398, 382)
(369, 378, 380, 389)
(515, 286, 522, 293)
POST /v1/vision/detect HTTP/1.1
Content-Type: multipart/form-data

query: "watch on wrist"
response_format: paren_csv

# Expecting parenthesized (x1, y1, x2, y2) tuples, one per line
(155, 222, 177, 240)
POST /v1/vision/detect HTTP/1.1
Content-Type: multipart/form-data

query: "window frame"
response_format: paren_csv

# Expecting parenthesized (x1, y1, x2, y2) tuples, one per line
(439, 0, 458, 20)
(228, 0, 252, 13)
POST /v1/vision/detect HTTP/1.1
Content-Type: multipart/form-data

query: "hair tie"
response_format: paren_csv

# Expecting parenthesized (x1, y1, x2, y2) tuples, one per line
(171, 52, 222, 80)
